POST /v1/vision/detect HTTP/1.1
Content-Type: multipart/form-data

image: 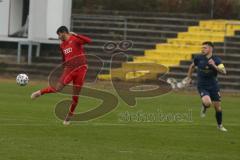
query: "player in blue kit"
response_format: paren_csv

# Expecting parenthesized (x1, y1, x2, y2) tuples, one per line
(187, 41, 227, 132)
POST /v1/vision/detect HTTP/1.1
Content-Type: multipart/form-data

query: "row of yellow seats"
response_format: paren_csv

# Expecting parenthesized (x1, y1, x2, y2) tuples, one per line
(178, 33, 224, 40)
(134, 57, 182, 65)
(199, 20, 240, 26)
(132, 60, 179, 66)
(98, 74, 111, 80)
(199, 22, 240, 31)
(188, 26, 240, 32)
(178, 32, 225, 39)
(167, 38, 224, 45)
(189, 27, 240, 36)
(155, 44, 201, 50)
(146, 49, 200, 55)
(144, 52, 193, 59)
(134, 56, 189, 62)
(140, 56, 191, 61)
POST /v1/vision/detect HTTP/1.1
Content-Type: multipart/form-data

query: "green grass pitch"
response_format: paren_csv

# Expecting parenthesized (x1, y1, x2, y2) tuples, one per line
(0, 81, 240, 160)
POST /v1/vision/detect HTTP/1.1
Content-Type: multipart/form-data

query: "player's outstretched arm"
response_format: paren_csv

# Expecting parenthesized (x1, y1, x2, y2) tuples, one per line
(70, 32, 92, 44)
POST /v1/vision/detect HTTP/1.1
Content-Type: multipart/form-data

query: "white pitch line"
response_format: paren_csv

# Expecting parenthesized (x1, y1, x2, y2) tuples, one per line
(119, 150, 134, 153)
(0, 122, 239, 127)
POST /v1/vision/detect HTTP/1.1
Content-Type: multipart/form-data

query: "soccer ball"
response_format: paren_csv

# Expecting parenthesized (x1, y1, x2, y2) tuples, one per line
(16, 73, 29, 86)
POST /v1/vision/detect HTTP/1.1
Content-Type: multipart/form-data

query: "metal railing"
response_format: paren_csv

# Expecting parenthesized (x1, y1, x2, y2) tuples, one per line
(224, 22, 240, 54)
(71, 14, 128, 40)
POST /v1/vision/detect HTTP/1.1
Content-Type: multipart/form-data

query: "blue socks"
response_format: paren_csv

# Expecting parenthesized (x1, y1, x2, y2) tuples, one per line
(215, 111, 222, 126)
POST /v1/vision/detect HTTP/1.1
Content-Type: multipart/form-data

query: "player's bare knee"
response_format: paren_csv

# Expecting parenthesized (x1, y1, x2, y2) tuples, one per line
(203, 99, 212, 107)
(213, 103, 222, 112)
(204, 102, 211, 108)
(216, 107, 222, 112)
(202, 97, 212, 107)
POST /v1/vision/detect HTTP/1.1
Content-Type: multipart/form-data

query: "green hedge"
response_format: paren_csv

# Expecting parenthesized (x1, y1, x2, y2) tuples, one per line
(72, 0, 240, 19)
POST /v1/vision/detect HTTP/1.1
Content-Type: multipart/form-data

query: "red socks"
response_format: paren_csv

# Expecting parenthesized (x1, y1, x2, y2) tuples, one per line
(40, 86, 57, 95)
(68, 96, 79, 116)
(40, 87, 79, 117)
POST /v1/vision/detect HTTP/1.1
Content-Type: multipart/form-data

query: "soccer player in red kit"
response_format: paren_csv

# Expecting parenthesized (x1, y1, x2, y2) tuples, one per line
(31, 26, 92, 125)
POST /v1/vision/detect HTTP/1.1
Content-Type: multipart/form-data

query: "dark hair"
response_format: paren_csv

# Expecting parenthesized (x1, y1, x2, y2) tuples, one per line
(202, 41, 214, 48)
(56, 26, 69, 34)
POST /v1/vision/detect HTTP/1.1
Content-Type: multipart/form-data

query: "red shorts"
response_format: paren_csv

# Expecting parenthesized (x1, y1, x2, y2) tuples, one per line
(59, 65, 87, 87)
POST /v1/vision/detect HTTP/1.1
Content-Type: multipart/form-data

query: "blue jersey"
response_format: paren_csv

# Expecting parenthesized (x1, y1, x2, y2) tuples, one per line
(193, 55, 222, 88)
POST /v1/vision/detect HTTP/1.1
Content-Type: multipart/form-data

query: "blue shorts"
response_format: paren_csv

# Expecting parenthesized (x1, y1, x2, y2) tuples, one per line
(197, 86, 221, 101)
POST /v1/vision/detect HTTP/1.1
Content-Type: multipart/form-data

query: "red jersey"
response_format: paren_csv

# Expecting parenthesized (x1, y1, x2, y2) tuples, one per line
(60, 34, 92, 67)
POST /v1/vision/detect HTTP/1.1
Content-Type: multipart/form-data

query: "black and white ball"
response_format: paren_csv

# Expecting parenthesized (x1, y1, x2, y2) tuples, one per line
(16, 74, 29, 86)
